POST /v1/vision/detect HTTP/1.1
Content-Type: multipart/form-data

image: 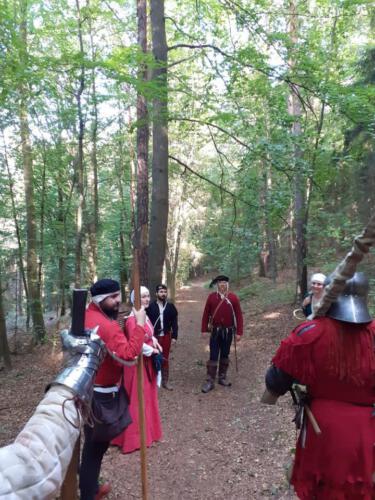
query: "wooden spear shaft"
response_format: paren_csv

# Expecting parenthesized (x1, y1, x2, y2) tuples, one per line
(132, 249, 149, 500)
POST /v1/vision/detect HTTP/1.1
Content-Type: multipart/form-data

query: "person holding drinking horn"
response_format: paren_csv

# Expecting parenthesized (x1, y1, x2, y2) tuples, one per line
(111, 285, 163, 454)
(262, 272, 375, 499)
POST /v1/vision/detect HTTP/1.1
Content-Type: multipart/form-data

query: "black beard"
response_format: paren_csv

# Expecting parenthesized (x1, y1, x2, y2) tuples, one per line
(100, 304, 119, 320)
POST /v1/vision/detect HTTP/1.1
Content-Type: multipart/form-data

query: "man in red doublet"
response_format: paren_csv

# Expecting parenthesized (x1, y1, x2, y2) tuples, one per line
(79, 279, 145, 500)
(201, 275, 244, 393)
(264, 272, 375, 499)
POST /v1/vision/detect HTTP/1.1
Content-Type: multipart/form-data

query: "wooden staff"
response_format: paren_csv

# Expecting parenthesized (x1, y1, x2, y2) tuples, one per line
(261, 388, 322, 435)
(132, 249, 149, 500)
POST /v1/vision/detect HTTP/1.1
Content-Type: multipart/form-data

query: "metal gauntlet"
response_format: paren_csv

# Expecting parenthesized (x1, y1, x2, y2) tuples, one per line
(49, 327, 106, 403)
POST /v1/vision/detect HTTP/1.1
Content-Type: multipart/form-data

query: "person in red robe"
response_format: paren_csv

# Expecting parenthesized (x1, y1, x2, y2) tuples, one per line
(201, 275, 244, 393)
(80, 278, 145, 500)
(264, 272, 375, 499)
(111, 286, 163, 453)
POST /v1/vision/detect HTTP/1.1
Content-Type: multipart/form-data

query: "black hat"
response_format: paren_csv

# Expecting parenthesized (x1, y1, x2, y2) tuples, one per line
(209, 275, 229, 288)
(90, 279, 120, 297)
(156, 284, 167, 292)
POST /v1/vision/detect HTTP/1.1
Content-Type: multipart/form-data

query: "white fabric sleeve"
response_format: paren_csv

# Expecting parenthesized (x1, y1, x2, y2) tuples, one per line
(142, 343, 154, 357)
(0, 386, 80, 500)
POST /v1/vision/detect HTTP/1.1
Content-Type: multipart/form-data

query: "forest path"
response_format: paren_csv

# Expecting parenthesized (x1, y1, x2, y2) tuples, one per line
(105, 277, 298, 499)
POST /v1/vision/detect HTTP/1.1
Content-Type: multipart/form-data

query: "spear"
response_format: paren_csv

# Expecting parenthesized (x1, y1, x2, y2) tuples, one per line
(261, 214, 375, 406)
(132, 248, 149, 500)
(312, 213, 375, 318)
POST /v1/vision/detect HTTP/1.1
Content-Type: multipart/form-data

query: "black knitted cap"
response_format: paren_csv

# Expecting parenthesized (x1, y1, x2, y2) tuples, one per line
(90, 279, 120, 297)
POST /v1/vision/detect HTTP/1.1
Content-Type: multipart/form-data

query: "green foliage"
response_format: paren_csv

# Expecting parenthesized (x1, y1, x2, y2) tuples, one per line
(237, 280, 295, 309)
(0, 0, 374, 321)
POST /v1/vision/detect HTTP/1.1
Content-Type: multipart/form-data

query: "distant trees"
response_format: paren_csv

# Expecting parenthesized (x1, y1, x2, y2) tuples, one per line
(0, 0, 373, 345)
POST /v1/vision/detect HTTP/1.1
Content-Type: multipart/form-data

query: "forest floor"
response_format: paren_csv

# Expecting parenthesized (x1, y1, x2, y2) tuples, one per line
(0, 275, 302, 499)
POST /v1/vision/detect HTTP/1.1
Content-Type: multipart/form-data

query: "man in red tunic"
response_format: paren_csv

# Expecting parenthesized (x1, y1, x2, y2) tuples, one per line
(264, 272, 375, 499)
(79, 279, 145, 500)
(201, 275, 243, 393)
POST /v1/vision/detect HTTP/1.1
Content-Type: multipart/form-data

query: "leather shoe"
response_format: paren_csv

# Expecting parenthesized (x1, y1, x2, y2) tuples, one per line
(201, 380, 214, 393)
(218, 377, 231, 387)
(95, 483, 111, 499)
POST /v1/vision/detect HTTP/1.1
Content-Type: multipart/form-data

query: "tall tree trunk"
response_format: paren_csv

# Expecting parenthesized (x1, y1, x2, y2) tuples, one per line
(259, 162, 277, 281)
(74, 0, 86, 288)
(0, 267, 11, 370)
(288, 0, 307, 300)
(149, 0, 169, 293)
(165, 224, 181, 303)
(19, 0, 46, 342)
(38, 144, 47, 288)
(136, 0, 150, 286)
(57, 182, 67, 316)
(265, 164, 277, 282)
(3, 134, 29, 304)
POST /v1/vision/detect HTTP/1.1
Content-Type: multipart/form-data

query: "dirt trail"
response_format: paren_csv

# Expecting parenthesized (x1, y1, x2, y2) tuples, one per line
(105, 278, 298, 499)
(0, 276, 299, 499)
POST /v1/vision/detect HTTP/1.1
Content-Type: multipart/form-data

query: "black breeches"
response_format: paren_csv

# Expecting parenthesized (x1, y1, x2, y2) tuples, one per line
(79, 424, 110, 500)
(209, 327, 234, 362)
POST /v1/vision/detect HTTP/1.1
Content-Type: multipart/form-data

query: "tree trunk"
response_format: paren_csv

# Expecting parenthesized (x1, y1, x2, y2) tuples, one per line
(19, 0, 46, 342)
(165, 223, 181, 303)
(38, 145, 47, 287)
(0, 268, 11, 370)
(265, 164, 277, 282)
(288, 0, 307, 300)
(149, 0, 169, 293)
(57, 182, 67, 317)
(136, 0, 150, 286)
(3, 134, 29, 304)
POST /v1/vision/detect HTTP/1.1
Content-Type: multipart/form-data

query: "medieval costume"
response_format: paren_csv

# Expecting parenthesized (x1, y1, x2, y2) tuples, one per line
(265, 273, 375, 499)
(201, 275, 244, 393)
(80, 279, 145, 500)
(147, 284, 179, 390)
(112, 287, 163, 454)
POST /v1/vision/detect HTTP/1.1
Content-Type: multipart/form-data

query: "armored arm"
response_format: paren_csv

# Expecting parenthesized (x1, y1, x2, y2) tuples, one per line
(49, 327, 106, 403)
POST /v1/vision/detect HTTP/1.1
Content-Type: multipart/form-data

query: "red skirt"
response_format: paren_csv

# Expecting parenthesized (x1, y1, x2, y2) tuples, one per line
(111, 357, 162, 454)
(292, 399, 375, 499)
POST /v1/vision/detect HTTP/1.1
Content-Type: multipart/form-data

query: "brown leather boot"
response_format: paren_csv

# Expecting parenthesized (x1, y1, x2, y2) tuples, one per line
(201, 361, 217, 393)
(218, 358, 231, 386)
(161, 367, 173, 390)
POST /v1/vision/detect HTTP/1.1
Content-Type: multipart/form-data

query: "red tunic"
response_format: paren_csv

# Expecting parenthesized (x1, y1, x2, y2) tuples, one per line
(85, 302, 144, 386)
(272, 317, 375, 499)
(111, 315, 162, 453)
(201, 292, 244, 335)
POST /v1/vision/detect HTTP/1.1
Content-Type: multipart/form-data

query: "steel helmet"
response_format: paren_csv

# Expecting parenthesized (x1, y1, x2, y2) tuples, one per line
(326, 272, 372, 324)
